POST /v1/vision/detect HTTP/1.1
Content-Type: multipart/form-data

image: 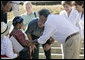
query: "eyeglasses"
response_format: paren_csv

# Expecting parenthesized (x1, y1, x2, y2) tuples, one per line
(13, 17, 23, 24)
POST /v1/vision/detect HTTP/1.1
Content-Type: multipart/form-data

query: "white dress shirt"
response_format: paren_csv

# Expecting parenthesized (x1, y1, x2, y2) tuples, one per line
(60, 9, 80, 28)
(1, 36, 17, 59)
(38, 14, 79, 44)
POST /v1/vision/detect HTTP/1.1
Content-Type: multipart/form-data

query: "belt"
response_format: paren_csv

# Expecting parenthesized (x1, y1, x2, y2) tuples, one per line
(65, 32, 79, 42)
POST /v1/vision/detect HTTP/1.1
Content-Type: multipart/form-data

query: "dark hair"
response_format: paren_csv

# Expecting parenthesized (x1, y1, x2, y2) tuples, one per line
(13, 16, 23, 26)
(38, 9, 50, 18)
(62, 1, 73, 6)
(75, 1, 84, 8)
(1, 1, 12, 6)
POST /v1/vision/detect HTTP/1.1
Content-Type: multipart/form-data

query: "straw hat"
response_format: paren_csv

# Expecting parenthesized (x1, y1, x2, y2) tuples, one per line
(1, 22, 11, 37)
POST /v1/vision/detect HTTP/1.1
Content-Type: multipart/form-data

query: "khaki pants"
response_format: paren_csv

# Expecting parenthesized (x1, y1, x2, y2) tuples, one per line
(63, 34, 81, 59)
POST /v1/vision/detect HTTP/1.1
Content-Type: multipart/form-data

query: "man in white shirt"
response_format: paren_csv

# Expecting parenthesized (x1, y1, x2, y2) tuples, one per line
(33, 9, 81, 59)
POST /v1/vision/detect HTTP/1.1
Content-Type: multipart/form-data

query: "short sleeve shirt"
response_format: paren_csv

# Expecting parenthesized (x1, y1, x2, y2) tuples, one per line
(21, 12, 39, 26)
(25, 19, 44, 37)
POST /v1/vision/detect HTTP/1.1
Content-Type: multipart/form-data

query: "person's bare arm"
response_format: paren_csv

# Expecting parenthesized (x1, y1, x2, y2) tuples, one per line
(49, 37, 55, 45)
(27, 34, 33, 42)
(27, 34, 36, 52)
(43, 37, 55, 51)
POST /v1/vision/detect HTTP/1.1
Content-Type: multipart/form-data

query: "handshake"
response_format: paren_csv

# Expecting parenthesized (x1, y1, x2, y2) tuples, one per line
(27, 39, 38, 54)
(31, 39, 38, 45)
(27, 39, 38, 47)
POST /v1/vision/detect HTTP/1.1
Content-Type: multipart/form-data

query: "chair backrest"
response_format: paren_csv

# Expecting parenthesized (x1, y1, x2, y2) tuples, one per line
(10, 36, 24, 53)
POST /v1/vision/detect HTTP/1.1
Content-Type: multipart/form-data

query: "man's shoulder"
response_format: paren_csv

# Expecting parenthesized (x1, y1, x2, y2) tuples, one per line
(29, 18, 38, 26)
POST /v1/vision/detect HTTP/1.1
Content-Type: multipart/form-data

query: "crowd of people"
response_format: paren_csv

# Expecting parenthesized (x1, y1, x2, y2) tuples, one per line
(1, 1, 84, 59)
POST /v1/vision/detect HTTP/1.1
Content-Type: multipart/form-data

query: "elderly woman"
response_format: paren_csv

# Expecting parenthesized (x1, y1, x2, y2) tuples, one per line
(10, 16, 33, 59)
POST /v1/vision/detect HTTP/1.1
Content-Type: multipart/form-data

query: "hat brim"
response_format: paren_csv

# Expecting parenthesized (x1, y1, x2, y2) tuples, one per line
(1, 23, 11, 37)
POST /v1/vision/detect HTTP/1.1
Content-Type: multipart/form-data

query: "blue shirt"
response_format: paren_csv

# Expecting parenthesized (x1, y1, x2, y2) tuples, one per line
(25, 19, 44, 37)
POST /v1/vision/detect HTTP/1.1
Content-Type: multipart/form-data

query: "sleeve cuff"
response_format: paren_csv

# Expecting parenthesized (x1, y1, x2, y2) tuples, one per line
(38, 39, 45, 44)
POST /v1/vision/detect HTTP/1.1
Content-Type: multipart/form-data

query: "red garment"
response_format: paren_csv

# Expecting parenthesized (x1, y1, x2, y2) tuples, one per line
(1, 55, 8, 58)
(10, 28, 31, 58)
(10, 28, 29, 47)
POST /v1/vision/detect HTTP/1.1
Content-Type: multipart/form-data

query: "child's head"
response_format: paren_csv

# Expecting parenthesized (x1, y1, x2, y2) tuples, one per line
(23, 1, 32, 14)
(13, 16, 23, 29)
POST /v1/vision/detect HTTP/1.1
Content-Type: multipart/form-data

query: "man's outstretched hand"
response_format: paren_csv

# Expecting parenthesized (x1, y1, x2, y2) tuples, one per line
(32, 39, 38, 45)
